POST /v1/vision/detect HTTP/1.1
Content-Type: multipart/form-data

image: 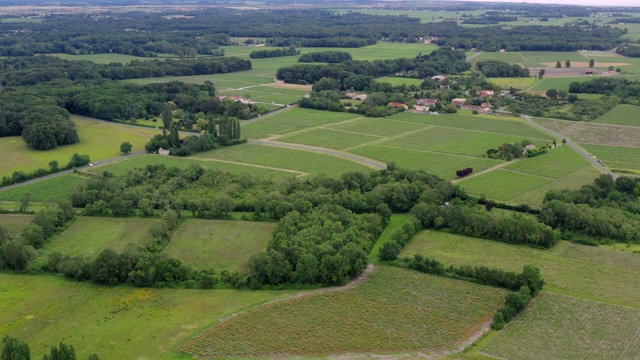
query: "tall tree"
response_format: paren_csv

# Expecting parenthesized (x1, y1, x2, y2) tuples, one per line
(120, 142, 132, 155)
(43, 342, 76, 360)
(161, 106, 173, 129)
(589, 59, 595, 68)
(538, 68, 545, 79)
(555, 60, 562, 68)
(1, 336, 31, 360)
(565, 59, 571, 68)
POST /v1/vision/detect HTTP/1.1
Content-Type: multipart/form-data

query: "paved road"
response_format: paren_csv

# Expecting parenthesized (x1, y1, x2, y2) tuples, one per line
(520, 115, 616, 178)
(248, 139, 387, 170)
(0, 150, 146, 192)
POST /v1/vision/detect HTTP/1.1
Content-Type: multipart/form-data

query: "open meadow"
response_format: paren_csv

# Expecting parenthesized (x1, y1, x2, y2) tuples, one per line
(179, 266, 507, 358)
(0, 273, 293, 360)
(594, 104, 640, 126)
(41, 217, 156, 259)
(400, 231, 640, 306)
(481, 292, 640, 360)
(0, 174, 87, 202)
(533, 117, 640, 147)
(0, 214, 33, 238)
(580, 143, 640, 173)
(163, 219, 276, 272)
(0, 116, 160, 178)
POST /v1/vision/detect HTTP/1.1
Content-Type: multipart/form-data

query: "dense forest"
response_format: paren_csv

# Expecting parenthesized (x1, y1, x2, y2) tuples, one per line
(0, 56, 252, 86)
(0, 9, 627, 57)
(476, 60, 530, 78)
(298, 51, 353, 63)
(249, 47, 300, 59)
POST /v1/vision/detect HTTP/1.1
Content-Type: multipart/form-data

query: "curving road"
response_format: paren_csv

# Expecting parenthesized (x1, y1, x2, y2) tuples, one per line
(520, 115, 616, 178)
(248, 139, 387, 170)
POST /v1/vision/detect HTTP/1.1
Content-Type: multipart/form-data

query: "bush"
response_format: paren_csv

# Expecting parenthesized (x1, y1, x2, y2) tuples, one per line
(379, 241, 401, 261)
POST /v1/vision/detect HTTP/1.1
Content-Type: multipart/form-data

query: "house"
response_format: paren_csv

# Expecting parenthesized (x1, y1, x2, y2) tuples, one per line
(524, 144, 536, 151)
(481, 102, 492, 110)
(451, 98, 467, 106)
(431, 75, 447, 82)
(388, 102, 408, 110)
(345, 92, 368, 101)
(499, 49, 506, 53)
(418, 98, 438, 106)
(158, 148, 170, 156)
(499, 90, 511, 96)
(413, 105, 431, 112)
(478, 90, 494, 98)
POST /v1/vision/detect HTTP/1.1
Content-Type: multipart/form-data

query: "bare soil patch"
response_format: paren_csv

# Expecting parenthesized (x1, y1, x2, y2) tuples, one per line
(267, 83, 313, 91)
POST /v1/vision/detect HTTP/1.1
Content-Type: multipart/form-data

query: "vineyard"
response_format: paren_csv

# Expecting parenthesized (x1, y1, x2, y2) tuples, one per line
(481, 292, 640, 360)
(179, 266, 507, 358)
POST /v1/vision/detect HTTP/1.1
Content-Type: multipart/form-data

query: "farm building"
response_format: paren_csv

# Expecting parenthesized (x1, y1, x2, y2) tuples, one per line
(478, 90, 494, 98)
(431, 75, 447, 82)
(451, 98, 467, 106)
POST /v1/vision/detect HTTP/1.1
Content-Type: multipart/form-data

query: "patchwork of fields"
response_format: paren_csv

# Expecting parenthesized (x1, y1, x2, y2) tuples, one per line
(180, 266, 506, 358)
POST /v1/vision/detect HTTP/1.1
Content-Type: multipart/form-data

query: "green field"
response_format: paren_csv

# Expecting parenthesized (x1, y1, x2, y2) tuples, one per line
(0, 174, 88, 202)
(376, 77, 424, 86)
(0, 214, 34, 238)
(487, 77, 538, 89)
(180, 266, 506, 358)
(350, 145, 501, 180)
(469, 51, 589, 68)
(92, 154, 299, 179)
(508, 165, 602, 207)
(594, 104, 640, 126)
(43, 217, 156, 259)
(379, 126, 548, 157)
(401, 231, 640, 306)
(389, 112, 554, 139)
(194, 143, 375, 177)
(459, 169, 551, 201)
(481, 292, 640, 360)
(0, 273, 292, 360)
(163, 219, 275, 272)
(0, 116, 160, 178)
(504, 145, 590, 178)
(327, 117, 429, 137)
(580, 144, 640, 172)
(527, 76, 593, 92)
(242, 108, 362, 139)
(277, 128, 383, 150)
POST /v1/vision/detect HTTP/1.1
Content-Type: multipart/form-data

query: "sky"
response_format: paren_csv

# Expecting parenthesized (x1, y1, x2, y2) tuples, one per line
(464, 0, 640, 6)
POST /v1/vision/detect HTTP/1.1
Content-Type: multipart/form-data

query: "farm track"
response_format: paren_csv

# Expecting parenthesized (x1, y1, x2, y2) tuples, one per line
(248, 139, 387, 170)
(188, 157, 309, 176)
(521, 115, 615, 178)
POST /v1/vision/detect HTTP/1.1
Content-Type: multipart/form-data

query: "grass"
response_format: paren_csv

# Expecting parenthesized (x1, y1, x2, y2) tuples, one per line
(390, 112, 554, 140)
(469, 51, 588, 68)
(0, 214, 34, 238)
(194, 143, 375, 177)
(481, 292, 640, 360)
(0, 116, 160, 178)
(580, 144, 640, 172)
(487, 77, 538, 89)
(327, 117, 429, 137)
(369, 214, 411, 262)
(594, 104, 640, 126)
(42, 217, 156, 259)
(241, 108, 361, 139)
(350, 145, 501, 180)
(504, 145, 590, 179)
(163, 219, 275, 272)
(179, 266, 507, 358)
(0, 174, 88, 202)
(400, 231, 640, 306)
(0, 273, 293, 360)
(527, 76, 593, 92)
(277, 128, 382, 150)
(380, 126, 548, 157)
(508, 165, 603, 207)
(376, 77, 424, 86)
(458, 169, 551, 201)
(91, 154, 298, 179)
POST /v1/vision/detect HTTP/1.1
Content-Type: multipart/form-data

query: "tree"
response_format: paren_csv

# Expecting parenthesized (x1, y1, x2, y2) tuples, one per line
(538, 68, 545, 79)
(565, 60, 571, 68)
(161, 106, 173, 129)
(546, 88, 558, 100)
(555, 60, 561, 68)
(48, 160, 59, 172)
(589, 59, 595, 68)
(120, 142, 132, 155)
(0, 240, 36, 271)
(1, 336, 31, 360)
(379, 240, 401, 261)
(19, 193, 31, 213)
(43, 342, 76, 360)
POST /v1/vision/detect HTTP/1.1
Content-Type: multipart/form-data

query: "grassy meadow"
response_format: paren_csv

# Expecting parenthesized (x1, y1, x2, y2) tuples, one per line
(42, 217, 156, 259)
(180, 266, 506, 358)
(580, 143, 640, 172)
(0, 116, 160, 178)
(481, 292, 640, 360)
(0, 174, 87, 202)
(0, 214, 34, 238)
(594, 104, 640, 126)
(0, 273, 293, 360)
(163, 219, 275, 272)
(401, 231, 640, 306)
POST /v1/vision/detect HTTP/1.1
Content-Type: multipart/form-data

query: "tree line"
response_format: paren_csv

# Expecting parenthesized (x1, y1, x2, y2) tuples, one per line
(249, 47, 300, 59)
(298, 51, 353, 63)
(476, 60, 530, 78)
(1, 336, 99, 360)
(0, 56, 252, 87)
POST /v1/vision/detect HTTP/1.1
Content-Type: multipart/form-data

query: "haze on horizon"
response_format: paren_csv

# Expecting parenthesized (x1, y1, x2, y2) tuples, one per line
(464, 0, 640, 7)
